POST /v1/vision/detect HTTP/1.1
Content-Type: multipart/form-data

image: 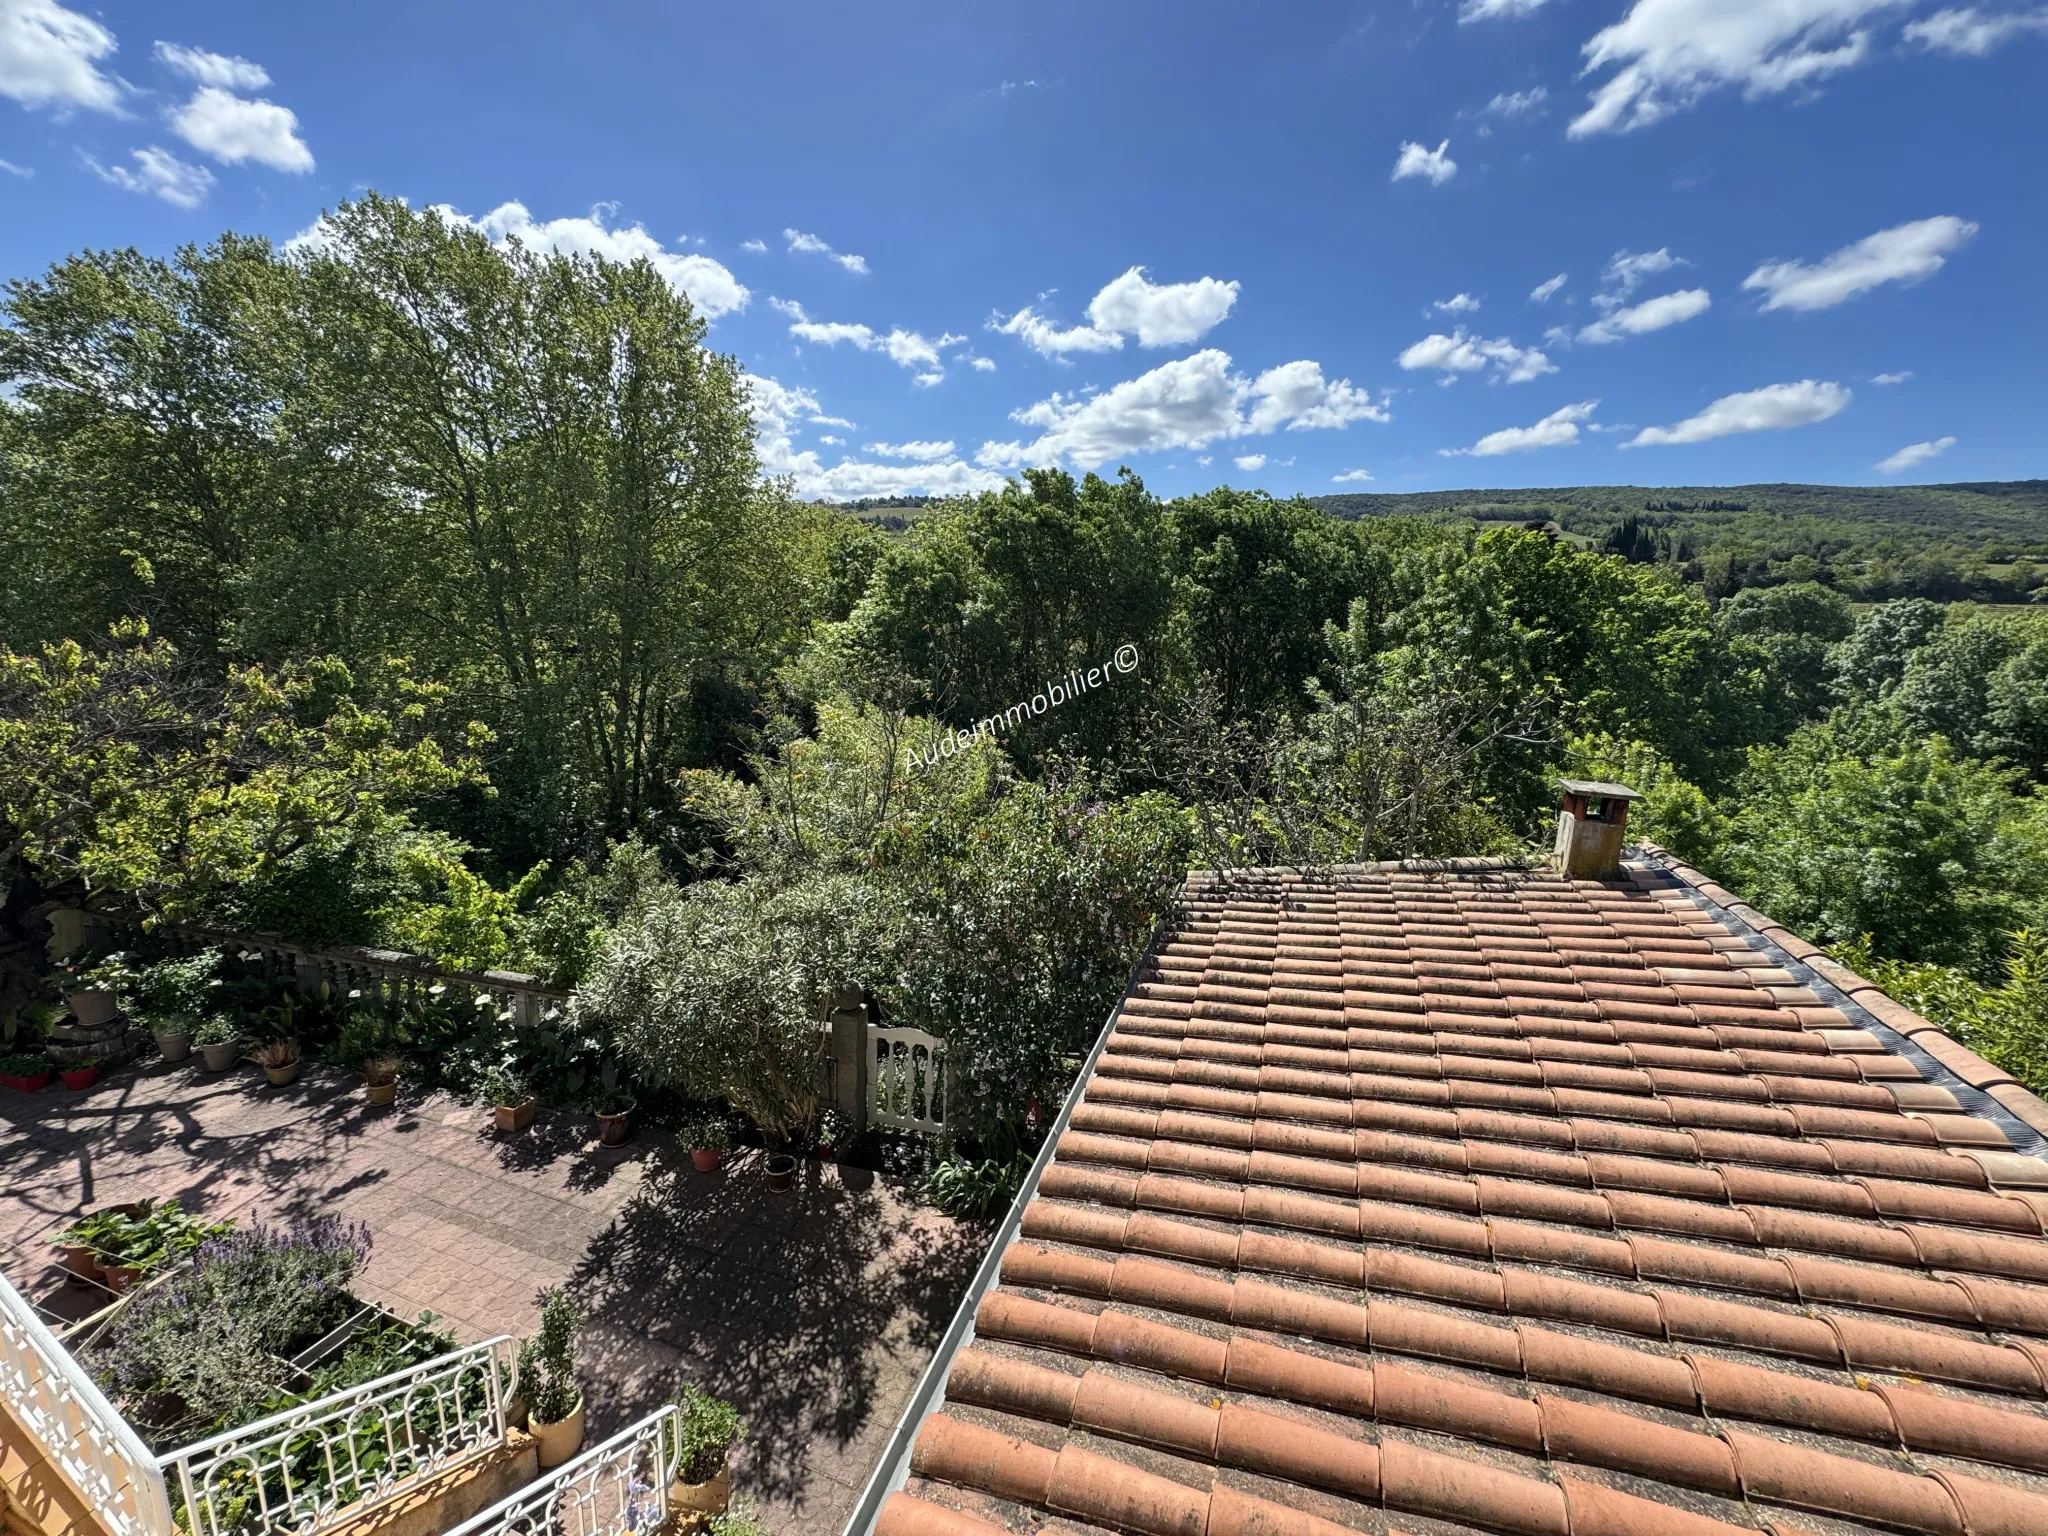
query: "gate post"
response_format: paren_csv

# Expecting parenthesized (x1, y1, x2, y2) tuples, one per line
(827, 992, 870, 1131)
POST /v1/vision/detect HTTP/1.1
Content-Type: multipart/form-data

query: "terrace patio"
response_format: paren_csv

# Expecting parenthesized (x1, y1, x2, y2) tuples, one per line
(0, 1057, 985, 1536)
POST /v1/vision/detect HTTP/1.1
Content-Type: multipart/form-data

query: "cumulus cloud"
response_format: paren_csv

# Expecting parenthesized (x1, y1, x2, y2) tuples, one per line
(976, 349, 1388, 471)
(1742, 214, 1977, 311)
(865, 439, 957, 461)
(1234, 454, 1267, 472)
(1435, 293, 1482, 314)
(1872, 370, 1913, 384)
(153, 41, 268, 90)
(1905, 7, 2048, 53)
(1332, 469, 1374, 483)
(0, 0, 119, 113)
(991, 266, 1239, 359)
(781, 303, 966, 382)
(1392, 139, 1458, 185)
(432, 202, 751, 318)
(1577, 287, 1712, 343)
(169, 85, 313, 171)
(1877, 435, 1956, 474)
(1529, 273, 1568, 303)
(1571, 0, 1911, 137)
(1485, 87, 1549, 116)
(970, 356, 997, 372)
(1447, 400, 1600, 456)
(1597, 247, 1683, 306)
(86, 145, 213, 208)
(1461, 0, 1551, 19)
(740, 238, 768, 253)
(785, 228, 868, 275)
(1625, 379, 1850, 447)
(746, 373, 1001, 501)
(1397, 328, 1556, 384)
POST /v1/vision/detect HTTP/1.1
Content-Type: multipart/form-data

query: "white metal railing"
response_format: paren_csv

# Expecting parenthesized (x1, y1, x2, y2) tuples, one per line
(445, 1405, 676, 1536)
(162, 1336, 515, 1536)
(0, 1267, 177, 1536)
(871, 1026, 948, 1132)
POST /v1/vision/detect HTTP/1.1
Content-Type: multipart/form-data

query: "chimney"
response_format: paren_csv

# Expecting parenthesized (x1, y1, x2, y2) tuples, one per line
(1553, 779, 1643, 878)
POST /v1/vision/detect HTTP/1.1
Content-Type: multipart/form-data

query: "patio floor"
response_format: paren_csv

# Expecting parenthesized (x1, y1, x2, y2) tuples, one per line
(0, 1057, 987, 1536)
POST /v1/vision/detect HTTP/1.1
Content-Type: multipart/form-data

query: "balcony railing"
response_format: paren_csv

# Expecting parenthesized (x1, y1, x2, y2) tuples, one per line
(445, 1406, 677, 1536)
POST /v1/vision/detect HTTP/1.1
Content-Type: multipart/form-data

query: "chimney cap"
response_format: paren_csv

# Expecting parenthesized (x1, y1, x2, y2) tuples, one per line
(1557, 778, 1644, 802)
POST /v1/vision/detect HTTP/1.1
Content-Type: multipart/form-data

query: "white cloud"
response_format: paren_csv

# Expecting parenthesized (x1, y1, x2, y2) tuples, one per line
(991, 266, 1239, 359)
(976, 349, 1388, 471)
(1392, 139, 1458, 185)
(1577, 287, 1712, 343)
(153, 41, 268, 90)
(1485, 87, 1549, 115)
(740, 238, 767, 253)
(1446, 400, 1600, 456)
(1529, 273, 1567, 303)
(866, 439, 957, 461)
(1597, 247, 1682, 306)
(1872, 370, 1913, 384)
(1571, 0, 1909, 137)
(0, 0, 119, 113)
(970, 356, 997, 372)
(746, 373, 1001, 501)
(1461, 0, 1551, 19)
(0, 156, 29, 176)
(1332, 469, 1374, 483)
(434, 201, 751, 318)
(1434, 292, 1482, 314)
(169, 85, 313, 172)
(1625, 379, 1850, 447)
(783, 309, 965, 382)
(1742, 214, 1977, 311)
(87, 145, 213, 208)
(1877, 435, 1956, 474)
(1905, 7, 2048, 53)
(818, 434, 843, 446)
(1397, 328, 1556, 384)
(1234, 454, 1267, 472)
(784, 228, 868, 275)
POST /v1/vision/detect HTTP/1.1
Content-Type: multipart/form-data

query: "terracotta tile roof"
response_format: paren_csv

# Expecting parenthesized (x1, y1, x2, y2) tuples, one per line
(865, 854, 2048, 1536)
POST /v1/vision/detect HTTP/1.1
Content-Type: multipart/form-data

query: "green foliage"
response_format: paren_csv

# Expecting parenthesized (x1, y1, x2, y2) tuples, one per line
(525, 1285, 583, 1426)
(1562, 734, 1725, 868)
(132, 951, 224, 1029)
(193, 1012, 239, 1045)
(57, 1199, 233, 1268)
(1836, 933, 2048, 1095)
(669, 1382, 745, 1483)
(681, 1110, 730, 1151)
(925, 1150, 1034, 1219)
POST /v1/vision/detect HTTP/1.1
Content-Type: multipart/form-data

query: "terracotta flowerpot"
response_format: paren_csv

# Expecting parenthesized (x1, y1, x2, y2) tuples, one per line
(690, 1147, 723, 1173)
(198, 1041, 239, 1072)
(263, 1061, 299, 1087)
(670, 1467, 731, 1523)
(101, 1263, 144, 1293)
(4, 1070, 52, 1092)
(154, 1032, 192, 1064)
(61, 1066, 99, 1091)
(530, 1399, 585, 1469)
(596, 1108, 632, 1147)
(764, 1153, 796, 1191)
(366, 1080, 398, 1106)
(58, 1243, 103, 1281)
(494, 1098, 535, 1133)
(67, 990, 117, 1028)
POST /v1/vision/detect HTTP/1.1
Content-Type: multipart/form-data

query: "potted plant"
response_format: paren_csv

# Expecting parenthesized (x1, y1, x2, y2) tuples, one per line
(251, 1038, 300, 1086)
(1, 1049, 52, 1092)
(483, 1065, 535, 1132)
(592, 1060, 633, 1147)
(525, 1285, 586, 1468)
(194, 1014, 241, 1072)
(668, 1382, 745, 1524)
(814, 1109, 849, 1162)
(135, 951, 221, 1064)
(363, 1056, 402, 1106)
(60, 1057, 101, 1091)
(68, 953, 137, 1029)
(763, 1149, 797, 1192)
(684, 1113, 729, 1174)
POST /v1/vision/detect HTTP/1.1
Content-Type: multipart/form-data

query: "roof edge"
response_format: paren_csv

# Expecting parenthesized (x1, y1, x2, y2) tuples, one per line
(1636, 840, 2048, 1142)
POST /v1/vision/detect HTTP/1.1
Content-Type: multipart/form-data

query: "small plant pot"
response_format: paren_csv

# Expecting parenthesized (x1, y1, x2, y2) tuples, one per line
(198, 1040, 239, 1072)
(530, 1399, 585, 1469)
(154, 1032, 193, 1065)
(3, 1069, 52, 1092)
(494, 1098, 536, 1133)
(263, 1061, 299, 1087)
(764, 1153, 797, 1191)
(57, 1243, 103, 1282)
(366, 1080, 398, 1106)
(66, 989, 117, 1028)
(596, 1107, 633, 1147)
(689, 1147, 723, 1173)
(61, 1066, 100, 1092)
(101, 1262, 144, 1293)
(670, 1467, 732, 1523)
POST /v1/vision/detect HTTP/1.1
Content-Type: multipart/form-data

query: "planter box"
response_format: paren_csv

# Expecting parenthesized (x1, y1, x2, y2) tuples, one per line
(2, 1070, 51, 1091)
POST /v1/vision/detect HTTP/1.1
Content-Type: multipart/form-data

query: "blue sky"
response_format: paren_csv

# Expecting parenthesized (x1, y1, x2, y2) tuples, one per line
(1, 0, 2043, 501)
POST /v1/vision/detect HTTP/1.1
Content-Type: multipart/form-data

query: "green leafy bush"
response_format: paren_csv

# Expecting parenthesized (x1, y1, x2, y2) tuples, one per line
(524, 1286, 583, 1426)
(1837, 932, 2048, 1095)
(924, 1151, 1034, 1220)
(670, 1382, 744, 1483)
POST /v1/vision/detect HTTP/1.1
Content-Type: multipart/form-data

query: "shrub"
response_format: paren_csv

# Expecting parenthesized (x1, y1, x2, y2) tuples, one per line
(670, 1382, 744, 1483)
(925, 1151, 1034, 1220)
(524, 1285, 583, 1426)
(193, 1013, 239, 1045)
(681, 1111, 730, 1151)
(132, 951, 223, 1030)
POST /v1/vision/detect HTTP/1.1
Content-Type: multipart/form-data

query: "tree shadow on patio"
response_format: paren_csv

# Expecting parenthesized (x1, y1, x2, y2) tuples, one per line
(568, 1149, 987, 1515)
